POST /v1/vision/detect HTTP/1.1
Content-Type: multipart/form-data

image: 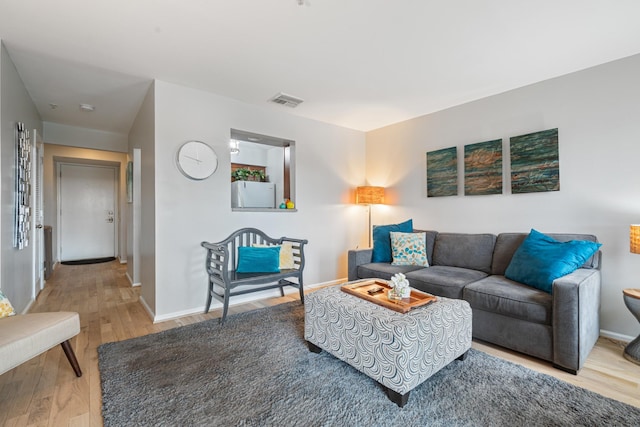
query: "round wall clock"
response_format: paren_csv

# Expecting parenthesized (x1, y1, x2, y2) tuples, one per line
(176, 140, 218, 180)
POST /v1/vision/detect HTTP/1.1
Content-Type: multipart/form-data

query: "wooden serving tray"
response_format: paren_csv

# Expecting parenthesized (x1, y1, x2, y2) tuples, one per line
(341, 279, 437, 313)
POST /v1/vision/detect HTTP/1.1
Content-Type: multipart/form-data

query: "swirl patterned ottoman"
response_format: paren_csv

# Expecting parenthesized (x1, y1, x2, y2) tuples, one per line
(304, 284, 472, 407)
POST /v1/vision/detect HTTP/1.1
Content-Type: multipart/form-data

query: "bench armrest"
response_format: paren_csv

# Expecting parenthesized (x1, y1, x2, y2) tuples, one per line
(552, 268, 601, 372)
(279, 237, 309, 271)
(347, 248, 373, 281)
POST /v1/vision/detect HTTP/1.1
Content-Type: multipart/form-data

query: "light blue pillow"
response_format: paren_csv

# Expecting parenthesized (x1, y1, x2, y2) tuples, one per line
(505, 229, 602, 294)
(236, 246, 281, 273)
(390, 232, 429, 266)
(372, 219, 413, 263)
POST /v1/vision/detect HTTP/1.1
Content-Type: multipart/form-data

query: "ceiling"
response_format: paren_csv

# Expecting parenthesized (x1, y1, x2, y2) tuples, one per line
(1, 1, 640, 137)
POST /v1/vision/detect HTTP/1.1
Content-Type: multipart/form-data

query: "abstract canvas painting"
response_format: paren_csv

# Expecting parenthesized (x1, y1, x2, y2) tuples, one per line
(427, 147, 458, 197)
(510, 128, 559, 194)
(464, 139, 502, 195)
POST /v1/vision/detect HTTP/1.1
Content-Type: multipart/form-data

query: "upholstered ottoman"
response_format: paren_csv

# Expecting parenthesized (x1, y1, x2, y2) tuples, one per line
(304, 284, 472, 407)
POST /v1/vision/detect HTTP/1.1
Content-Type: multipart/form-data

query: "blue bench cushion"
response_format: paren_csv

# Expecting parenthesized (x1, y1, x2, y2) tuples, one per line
(236, 246, 281, 273)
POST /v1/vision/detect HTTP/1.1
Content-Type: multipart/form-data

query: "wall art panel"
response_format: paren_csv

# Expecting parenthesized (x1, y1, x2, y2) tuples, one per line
(510, 128, 559, 194)
(427, 146, 458, 197)
(14, 122, 31, 249)
(464, 139, 503, 195)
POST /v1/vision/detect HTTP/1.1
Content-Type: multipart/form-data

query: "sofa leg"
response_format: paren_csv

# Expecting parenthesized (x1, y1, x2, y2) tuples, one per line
(60, 340, 82, 377)
(552, 363, 578, 375)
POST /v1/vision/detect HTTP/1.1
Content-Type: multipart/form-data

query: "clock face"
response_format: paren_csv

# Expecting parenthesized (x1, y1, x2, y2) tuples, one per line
(176, 141, 218, 180)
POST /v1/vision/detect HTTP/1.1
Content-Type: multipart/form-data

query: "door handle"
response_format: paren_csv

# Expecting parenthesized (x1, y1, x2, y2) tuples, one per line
(106, 218, 114, 223)
(36, 224, 43, 229)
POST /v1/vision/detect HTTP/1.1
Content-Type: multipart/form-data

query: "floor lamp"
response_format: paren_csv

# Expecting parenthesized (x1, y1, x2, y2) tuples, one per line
(356, 186, 385, 247)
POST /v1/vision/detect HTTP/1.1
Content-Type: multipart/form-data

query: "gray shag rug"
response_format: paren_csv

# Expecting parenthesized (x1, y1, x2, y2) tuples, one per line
(98, 301, 640, 426)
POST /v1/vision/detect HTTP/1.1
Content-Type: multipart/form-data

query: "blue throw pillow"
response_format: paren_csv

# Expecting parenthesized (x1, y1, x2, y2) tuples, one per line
(505, 229, 602, 294)
(236, 246, 281, 273)
(372, 219, 413, 263)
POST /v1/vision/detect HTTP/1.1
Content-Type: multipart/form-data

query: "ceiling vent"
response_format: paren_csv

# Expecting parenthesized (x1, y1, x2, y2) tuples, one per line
(269, 92, 304, 108)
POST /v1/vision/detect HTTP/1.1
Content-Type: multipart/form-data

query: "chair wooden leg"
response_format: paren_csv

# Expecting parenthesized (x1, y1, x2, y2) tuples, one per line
(298, 279, 305, 304)
(60, 340, 82, 377)
(204, 280, 213, 314)
(220, 287, 230, 325)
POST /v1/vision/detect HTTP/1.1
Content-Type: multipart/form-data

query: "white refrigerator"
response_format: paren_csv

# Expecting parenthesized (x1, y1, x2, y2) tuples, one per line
(231, 181, 276, 208)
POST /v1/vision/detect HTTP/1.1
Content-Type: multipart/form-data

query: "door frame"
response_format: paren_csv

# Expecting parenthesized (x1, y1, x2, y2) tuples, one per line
(56, 161, 120, 261)
(31, 130, 44, 296)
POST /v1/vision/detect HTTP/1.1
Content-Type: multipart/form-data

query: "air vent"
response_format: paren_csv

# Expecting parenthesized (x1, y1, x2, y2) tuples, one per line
(269, 92, 304, 108)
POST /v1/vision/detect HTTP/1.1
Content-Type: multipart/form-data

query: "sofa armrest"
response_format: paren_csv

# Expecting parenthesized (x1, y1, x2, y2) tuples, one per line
(347, 249, 373, 281)
(552, 268, 601, 373)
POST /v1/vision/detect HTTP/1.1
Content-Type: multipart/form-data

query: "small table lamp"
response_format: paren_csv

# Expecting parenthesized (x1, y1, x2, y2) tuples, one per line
(356, 186, 385, 247)
(623, 224, 640, 365)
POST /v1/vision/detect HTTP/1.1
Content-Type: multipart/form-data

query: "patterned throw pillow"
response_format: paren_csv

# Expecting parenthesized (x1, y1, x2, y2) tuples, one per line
(0, 290, 16, 318)
(390, 232, 429, 266)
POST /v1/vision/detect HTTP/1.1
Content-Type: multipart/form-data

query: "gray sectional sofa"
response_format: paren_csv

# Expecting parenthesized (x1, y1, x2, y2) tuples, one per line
(347, 231, 602, 374)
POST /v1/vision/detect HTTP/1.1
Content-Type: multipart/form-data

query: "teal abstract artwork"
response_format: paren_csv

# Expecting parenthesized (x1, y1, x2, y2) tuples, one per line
(427, 147, 458, 197)
(510, 128, 559, 194)
(464, 139, 503, 195)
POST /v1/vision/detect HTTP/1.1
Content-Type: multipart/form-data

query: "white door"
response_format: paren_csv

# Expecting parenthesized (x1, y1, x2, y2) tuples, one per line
(32, 131, 45, 294)
(59, 164, 116, 261)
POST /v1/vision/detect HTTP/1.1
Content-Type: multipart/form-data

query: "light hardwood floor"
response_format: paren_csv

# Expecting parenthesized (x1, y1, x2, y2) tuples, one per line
(1, 261, 639, 426)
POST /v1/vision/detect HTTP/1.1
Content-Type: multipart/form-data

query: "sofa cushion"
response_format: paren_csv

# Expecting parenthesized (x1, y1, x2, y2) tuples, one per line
(390, 232, 429, 266)
(371, 219, 413, 263)
(432, 233, 496, 274)
(504, 229, 602, 294)
(463, 275, 552, 325)
(413, 230, 439, 266)
(406, 266, 488, 299)
(492, 232, 601, 276)
(357, 263, 424, 281)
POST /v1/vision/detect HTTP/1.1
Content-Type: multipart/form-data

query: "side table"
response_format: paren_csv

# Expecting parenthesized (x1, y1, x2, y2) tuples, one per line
(623, 289, 640, 365)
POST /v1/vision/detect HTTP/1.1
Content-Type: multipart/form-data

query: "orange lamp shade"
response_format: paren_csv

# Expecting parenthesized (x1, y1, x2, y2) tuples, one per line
(631, 224, 640, 254)
(356, 186, 385, 205)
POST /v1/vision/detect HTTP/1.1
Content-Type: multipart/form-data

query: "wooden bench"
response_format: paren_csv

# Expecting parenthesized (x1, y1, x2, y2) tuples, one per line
(202, 228, 308, 324)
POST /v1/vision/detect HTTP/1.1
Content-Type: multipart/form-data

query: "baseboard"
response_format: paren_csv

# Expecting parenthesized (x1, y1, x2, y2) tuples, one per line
(125, 272, 141, 287)
(21, 298, 36, 314)
(151, 279, 346, 324)
(118, 256, 127, 264)
(153, 306, 205, 323)
(138, 295, 155, 322)
(600, 329, 634, 343)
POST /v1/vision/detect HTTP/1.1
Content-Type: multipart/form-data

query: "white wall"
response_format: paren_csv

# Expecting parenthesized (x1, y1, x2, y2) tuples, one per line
(0, 42, 42, 312)
(44, 122, 128, 152)
(366, 54, 640, 339)
(128, 83, 155, 310)
(148, 80, 366, 320)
